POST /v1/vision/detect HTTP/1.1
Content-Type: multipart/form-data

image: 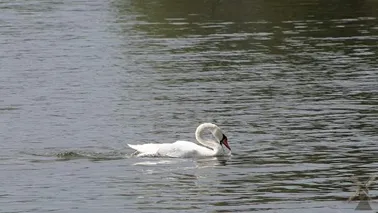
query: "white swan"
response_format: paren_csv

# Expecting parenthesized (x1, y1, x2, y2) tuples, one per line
(128, 123, 231, 158)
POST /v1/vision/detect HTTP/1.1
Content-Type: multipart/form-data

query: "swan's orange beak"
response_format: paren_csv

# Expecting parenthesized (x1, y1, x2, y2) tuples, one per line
(221, 135, 231, 151)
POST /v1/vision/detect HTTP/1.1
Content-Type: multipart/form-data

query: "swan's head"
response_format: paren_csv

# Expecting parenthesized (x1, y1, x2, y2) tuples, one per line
(211, 124, 231, 151)
(213, 128, 231, 151)
(196, 123, 231, 151)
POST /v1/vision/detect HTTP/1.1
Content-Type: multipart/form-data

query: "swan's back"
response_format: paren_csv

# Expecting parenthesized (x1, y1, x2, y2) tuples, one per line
(128, 141, 215, 158)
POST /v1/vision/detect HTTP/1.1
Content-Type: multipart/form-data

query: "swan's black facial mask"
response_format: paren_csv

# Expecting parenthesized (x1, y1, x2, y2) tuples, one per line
(220, 134, 231, 150)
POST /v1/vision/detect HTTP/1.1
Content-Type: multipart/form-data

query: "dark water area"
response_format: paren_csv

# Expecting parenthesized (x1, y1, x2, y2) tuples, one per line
(1, 0, 378, 212)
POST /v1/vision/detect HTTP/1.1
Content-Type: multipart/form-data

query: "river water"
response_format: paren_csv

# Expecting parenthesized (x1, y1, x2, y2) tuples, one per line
(1, 0, 378, 212)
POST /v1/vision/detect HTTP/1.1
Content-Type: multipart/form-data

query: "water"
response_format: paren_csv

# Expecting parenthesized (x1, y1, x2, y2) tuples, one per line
(1, 0, 378, 212)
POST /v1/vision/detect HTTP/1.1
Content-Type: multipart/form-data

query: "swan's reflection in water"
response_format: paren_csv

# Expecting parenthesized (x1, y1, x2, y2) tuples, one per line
(195, 156, 230, 167)
(131, 156, 231, 193)
(131, 155, 231, 168)
(130, 156, 234, 210)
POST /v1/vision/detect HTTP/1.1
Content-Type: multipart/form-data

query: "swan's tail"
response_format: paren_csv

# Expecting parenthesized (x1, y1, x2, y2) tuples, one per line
(127, 143, 162, 156)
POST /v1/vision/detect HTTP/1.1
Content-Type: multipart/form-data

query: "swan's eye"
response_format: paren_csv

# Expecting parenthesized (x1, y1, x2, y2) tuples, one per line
(220, 134, 227, 144)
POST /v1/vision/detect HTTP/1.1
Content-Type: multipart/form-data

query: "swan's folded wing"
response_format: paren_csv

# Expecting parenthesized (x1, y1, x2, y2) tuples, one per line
(159, 141, 213, 158)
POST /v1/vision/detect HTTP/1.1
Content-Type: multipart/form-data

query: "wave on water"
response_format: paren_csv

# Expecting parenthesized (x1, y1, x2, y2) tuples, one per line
(55, 151, 128, 161)
(21, 149, 132, 162)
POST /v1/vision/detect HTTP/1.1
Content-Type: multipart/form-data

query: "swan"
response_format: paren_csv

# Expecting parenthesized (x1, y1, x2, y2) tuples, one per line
(128, 123, 231, 158)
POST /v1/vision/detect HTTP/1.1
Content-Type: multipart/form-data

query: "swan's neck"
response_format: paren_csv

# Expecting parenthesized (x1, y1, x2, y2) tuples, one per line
(195, 124, 223, 154)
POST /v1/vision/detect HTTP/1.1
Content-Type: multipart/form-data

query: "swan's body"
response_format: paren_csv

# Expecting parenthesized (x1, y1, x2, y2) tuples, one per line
(128, 123, 231, 158)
